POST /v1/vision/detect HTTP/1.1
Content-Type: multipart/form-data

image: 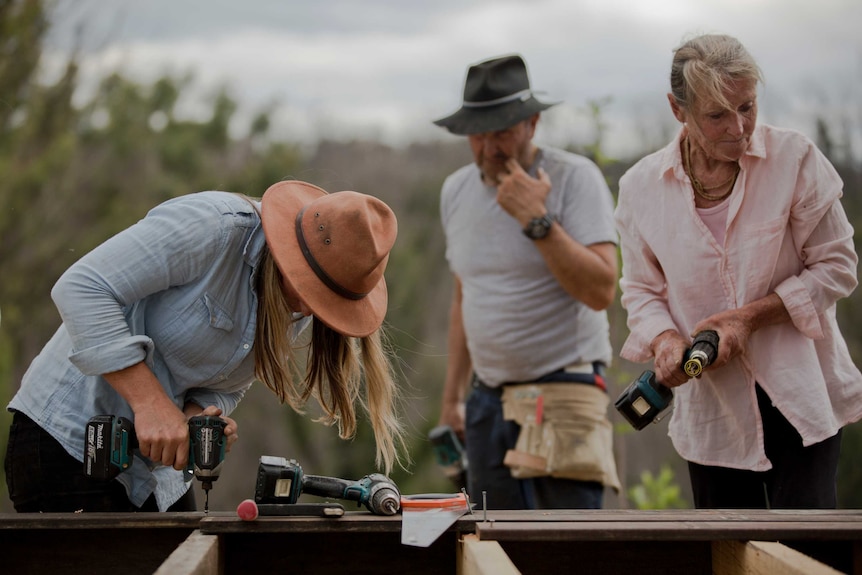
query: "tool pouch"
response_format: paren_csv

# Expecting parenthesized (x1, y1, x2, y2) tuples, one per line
(501, 383, 621, 491)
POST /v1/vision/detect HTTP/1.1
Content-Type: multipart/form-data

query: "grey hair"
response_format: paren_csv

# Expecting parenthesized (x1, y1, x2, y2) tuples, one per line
(670, 34, 763, 111)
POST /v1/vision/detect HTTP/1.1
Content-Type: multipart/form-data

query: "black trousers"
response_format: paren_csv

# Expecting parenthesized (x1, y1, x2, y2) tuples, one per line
(688, 385, 842, 509)
(4, 411, 196, 512)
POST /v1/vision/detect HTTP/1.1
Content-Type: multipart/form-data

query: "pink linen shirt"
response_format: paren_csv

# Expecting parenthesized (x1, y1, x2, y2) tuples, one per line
(615, 124, 862, 471)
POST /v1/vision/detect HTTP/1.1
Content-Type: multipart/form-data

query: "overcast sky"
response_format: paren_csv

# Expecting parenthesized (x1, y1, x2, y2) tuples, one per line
(44, 0, 862, 159)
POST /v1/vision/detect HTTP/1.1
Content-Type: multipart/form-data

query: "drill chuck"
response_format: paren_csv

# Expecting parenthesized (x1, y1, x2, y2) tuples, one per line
(366, 476, 401, 516)
(683, 350, 708, 377)
(683, 330, 720, 377)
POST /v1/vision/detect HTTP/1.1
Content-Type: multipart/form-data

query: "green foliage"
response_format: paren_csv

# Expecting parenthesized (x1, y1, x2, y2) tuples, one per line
(627, 465, 688, 510)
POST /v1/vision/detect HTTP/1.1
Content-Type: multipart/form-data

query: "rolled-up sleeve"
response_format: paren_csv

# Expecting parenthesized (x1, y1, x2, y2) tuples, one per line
(774, 147, 858, 339)
(51, 196, 225, 376)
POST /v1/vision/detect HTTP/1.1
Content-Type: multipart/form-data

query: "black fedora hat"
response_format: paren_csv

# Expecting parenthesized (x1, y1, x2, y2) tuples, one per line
(433, 54, 558, 136)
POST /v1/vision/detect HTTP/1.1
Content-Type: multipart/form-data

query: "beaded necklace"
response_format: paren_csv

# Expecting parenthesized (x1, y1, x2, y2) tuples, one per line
(684, 137, 740, 202)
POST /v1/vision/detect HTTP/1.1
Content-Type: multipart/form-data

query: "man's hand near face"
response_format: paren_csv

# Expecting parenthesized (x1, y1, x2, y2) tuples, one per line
(496, 157, 552, 226)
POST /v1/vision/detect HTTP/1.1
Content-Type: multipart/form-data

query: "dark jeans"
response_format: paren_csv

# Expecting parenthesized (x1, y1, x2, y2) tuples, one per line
(688, 385, 842, 509)
(5, 411, 196, 512)
(465, 377, 604, 510)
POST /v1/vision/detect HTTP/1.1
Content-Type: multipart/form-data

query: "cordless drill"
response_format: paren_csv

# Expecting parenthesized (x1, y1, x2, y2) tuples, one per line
(615, 330, 720, 430)
(84, 414, 227, 512)
(187, 415, 228, 513)
(428, 424, 467, 489)
(253, 456, 401, 516)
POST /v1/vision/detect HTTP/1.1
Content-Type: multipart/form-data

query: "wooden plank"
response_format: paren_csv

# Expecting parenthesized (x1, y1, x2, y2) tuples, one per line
(0, 527, 194, 575)
(475, 520, 862, 542)
(499, 540, 712, 575)
(220, 530, 457, 574)
(458, 534, 520, 575)
(0, 513, 201, 575)
(712, 540, 844, 575)
(464, 509, 862, 524)
(154, 530, 220, 575)
(200, 512, 407, 534)
(0, 512, 205, 530)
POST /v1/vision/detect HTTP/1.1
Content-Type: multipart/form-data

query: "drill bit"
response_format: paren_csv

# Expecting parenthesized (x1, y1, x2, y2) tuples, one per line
(203, 481, 212, 514)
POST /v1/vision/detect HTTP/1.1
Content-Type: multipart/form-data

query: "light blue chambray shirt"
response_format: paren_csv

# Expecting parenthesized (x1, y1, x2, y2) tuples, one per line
(9, 191, 309, 510)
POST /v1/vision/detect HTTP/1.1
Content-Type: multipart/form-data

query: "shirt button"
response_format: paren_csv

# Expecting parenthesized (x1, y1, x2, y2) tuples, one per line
(243, 344, 250, 349)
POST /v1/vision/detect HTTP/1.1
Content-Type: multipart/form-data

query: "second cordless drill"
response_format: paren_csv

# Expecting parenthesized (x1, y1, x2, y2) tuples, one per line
(84, 413, 227, 512)
(615, 330, 720, 430)
(254, 456, 401, 516)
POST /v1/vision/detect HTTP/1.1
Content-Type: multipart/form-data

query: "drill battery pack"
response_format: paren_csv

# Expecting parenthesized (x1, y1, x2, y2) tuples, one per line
(254, 456, 304, 504)
(614, 370, 673, 431)
(84, 414, 136, 480)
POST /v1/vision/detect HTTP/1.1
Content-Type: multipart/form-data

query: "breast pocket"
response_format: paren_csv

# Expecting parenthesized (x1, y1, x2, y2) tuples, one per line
(729, 215, 788, 296)
(155, 292, 237, 378)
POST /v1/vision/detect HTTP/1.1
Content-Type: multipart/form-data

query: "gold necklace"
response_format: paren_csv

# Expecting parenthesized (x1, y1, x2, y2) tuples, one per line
(684, 137, 740, 201)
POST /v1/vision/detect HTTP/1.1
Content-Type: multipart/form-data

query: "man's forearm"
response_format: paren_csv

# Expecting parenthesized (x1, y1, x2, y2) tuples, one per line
(534, 229, 617, 310)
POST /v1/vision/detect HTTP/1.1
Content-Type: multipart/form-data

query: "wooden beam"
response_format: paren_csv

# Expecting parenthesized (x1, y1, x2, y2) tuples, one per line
(713, 540, 844, 575)
(458, 534, 521, 575)
(154, 530, 220, 575)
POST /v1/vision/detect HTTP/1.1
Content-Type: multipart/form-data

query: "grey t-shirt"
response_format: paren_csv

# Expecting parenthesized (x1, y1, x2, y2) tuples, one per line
(441, 147, 617, 385)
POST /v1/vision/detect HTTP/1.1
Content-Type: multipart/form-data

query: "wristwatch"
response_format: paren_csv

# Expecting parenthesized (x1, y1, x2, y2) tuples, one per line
(522, 214, 553, 240)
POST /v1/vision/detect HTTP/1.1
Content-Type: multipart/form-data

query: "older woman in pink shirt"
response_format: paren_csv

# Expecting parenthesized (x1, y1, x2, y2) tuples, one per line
(615, 33, 862, 509)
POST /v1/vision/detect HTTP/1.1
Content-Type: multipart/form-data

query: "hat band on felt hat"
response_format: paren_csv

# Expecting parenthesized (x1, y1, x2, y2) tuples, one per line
(294, 206, 368, 301)
(463, 89, 533, 108)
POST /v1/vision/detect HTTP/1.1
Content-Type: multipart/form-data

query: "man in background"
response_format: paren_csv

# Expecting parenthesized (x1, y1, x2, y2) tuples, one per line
(433, 54, 620, 509)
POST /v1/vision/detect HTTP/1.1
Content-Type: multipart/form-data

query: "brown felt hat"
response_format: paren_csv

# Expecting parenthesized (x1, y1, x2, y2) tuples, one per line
(260, 180, 397, 338)
(433, 54, 558, 135)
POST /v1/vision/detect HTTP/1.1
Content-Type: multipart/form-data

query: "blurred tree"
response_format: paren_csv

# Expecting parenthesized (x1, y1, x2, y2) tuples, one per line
(0, 0, 46, 139)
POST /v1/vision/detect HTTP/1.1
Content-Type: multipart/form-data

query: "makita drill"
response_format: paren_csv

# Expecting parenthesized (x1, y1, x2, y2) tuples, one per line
(187, 415, 228, 512)
(615, 330, 720, 430)
(253, 456, 401, 516)
(84, 413, 227, 512)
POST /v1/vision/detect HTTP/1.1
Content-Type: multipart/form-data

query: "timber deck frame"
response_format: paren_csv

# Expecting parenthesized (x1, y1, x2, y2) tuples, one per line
(1, 509, 860, 574)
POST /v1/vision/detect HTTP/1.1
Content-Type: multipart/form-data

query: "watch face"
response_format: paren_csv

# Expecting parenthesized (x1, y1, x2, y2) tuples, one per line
(524, 216, 551, 239)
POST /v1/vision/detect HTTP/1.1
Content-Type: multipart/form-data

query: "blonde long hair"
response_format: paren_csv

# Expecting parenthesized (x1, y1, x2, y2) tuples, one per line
(253, 245, 405, 473)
